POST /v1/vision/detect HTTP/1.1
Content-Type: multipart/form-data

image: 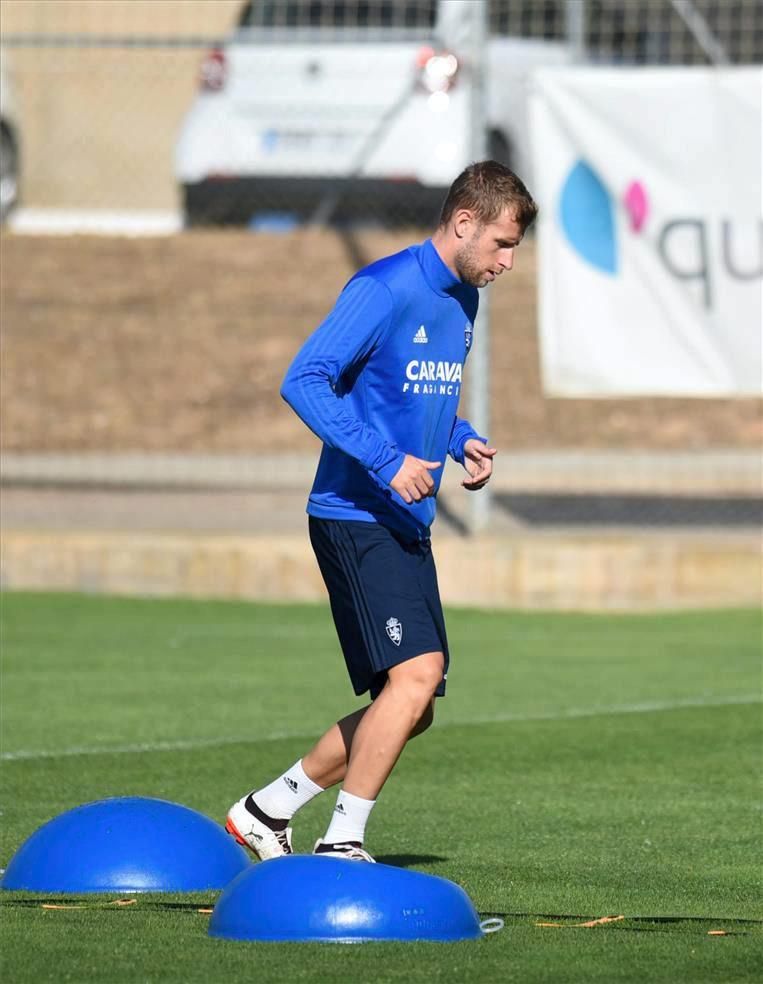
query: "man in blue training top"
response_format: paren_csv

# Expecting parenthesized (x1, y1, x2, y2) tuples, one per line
(227, 160, 537, 862)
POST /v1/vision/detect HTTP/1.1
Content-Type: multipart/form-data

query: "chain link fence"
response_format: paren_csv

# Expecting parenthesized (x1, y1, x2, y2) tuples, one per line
(1, 0, 761, 224)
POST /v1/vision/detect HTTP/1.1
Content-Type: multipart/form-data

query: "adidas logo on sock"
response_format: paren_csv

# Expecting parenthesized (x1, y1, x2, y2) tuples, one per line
(413, 324, 428, 344)
(334, 802, 346, 814)
(284, 777, 299, 793)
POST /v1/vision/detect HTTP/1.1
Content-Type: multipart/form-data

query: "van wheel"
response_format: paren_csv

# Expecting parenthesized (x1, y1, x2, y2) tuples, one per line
(0, 125, 19, 224)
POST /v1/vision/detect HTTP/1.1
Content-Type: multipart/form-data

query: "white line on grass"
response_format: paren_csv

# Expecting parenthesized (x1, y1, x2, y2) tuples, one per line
(2, 694, 759, 762)
(454, 693, 762, 728)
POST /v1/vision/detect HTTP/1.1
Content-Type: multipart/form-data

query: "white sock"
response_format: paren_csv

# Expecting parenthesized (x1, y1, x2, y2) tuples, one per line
(250, 760, 324, 820)
(322, 789, 376, 845)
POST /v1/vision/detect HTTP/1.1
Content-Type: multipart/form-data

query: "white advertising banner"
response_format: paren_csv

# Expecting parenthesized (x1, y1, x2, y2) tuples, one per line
(528, 68, 762, 396)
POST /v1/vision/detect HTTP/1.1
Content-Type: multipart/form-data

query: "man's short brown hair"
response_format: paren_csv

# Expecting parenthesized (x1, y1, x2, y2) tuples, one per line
(439, 160, 538, 231)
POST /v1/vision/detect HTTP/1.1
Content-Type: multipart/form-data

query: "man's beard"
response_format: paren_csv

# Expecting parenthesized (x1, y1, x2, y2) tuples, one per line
(454, 233, 488, 287)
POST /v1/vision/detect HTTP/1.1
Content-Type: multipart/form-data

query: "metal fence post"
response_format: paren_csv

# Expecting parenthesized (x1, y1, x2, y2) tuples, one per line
(468, 0, 490, 535)
(566, 0, 587, 61)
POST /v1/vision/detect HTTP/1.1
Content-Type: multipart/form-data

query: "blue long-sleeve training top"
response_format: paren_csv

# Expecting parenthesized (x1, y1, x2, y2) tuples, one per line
(280, 238, 485, 541)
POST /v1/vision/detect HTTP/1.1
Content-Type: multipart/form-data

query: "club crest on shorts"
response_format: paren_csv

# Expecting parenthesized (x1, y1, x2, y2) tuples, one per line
(464, 321, 473, 351)
(385, 617, 402, 647)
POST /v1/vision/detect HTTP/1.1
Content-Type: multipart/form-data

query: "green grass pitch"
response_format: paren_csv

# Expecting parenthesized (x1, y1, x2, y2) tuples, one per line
(1, 592, 761, 983)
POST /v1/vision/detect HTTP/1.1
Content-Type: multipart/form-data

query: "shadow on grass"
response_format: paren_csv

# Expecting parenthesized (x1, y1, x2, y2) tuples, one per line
(2, 898, 760, 936)
(479, 911, 762, 936)
(375, 854, 448, 868)
(0, 896, 216, 911)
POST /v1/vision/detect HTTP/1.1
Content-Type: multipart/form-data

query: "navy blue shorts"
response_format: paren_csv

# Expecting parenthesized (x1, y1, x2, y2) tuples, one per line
(308, 516, 449, 699)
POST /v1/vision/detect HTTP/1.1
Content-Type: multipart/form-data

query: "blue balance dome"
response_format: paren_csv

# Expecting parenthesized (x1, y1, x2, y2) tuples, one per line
(209, 855, 485, 943)
(1, 797, 250, 893)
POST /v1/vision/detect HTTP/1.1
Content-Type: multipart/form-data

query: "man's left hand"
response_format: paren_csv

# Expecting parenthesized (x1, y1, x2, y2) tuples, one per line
(461, 439, 497, 491)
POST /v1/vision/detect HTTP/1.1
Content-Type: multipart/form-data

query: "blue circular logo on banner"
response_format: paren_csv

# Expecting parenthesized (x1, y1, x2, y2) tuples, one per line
(559, 161, 618, 274)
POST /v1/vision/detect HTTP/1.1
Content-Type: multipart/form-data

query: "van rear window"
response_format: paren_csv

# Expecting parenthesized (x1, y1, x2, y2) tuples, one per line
(238, 1, 437, 30)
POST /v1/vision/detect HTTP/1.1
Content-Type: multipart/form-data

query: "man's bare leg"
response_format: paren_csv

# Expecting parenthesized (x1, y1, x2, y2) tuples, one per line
(302, 693, 435, 790)
(314, 652, 445, 861)
(340, 651, 444, 800)
(312, 651, 444, 856)
(301, 706, 369, 789)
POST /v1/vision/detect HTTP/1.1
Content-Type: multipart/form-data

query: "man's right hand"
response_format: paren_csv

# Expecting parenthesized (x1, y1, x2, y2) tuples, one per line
(390, 455, 441, 504)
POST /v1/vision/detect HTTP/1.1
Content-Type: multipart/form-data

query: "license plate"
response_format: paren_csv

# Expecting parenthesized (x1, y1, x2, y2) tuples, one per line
(260, 128, 356, 154)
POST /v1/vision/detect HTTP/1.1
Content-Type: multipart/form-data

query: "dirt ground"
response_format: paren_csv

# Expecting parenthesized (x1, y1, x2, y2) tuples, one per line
(1, 229, 760, 453)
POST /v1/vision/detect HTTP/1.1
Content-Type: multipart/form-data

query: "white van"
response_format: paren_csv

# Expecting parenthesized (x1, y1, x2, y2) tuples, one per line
(174, 0, 573, 225)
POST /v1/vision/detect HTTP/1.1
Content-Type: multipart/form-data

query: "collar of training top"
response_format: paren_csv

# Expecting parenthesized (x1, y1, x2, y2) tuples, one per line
(419, 238, 462, 297)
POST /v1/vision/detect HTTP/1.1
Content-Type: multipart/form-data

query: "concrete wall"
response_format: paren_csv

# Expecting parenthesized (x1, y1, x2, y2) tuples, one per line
(2, 530, 760, 610)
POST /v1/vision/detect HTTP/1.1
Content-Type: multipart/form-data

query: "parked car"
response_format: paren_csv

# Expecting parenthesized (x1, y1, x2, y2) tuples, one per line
(0, 56, 21, 223)
(174, 0, 573, 226)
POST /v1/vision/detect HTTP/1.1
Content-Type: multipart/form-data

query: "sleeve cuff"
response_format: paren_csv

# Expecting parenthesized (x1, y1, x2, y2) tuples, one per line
(451, 431, 488, 465)
(375, 451, 406, 487)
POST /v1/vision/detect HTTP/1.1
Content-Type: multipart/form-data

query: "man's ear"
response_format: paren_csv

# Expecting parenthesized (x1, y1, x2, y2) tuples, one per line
(453, 209, 475, 240)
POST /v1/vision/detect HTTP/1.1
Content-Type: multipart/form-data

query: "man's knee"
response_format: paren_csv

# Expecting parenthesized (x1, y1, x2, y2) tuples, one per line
(389, 651, 444, 709)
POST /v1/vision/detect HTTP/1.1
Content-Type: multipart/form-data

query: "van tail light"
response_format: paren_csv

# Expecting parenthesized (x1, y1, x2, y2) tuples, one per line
(415, 47, 459, 93)
(200, 48, 227, 92)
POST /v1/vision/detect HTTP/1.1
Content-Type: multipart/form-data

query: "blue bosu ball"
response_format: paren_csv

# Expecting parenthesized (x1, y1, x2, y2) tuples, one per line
(1, 797, 250, 893)
(208, 855, 485, 943)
